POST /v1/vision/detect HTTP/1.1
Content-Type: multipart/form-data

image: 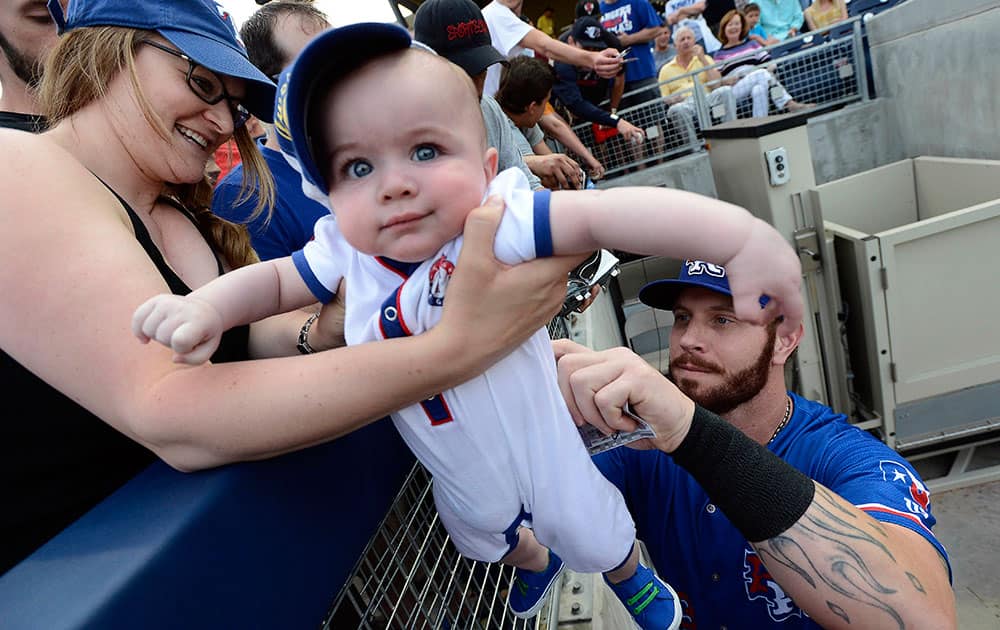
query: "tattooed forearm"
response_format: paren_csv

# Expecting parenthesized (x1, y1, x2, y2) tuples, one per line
(752, 482, 912, 629)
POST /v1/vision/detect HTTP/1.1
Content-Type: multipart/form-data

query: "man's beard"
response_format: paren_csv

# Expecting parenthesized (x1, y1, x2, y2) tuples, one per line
(0, 30, 44, 89)
(668, 330, 776, 415)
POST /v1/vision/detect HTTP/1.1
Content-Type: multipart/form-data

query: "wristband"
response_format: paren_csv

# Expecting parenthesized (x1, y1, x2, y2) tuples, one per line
(670, 405, 815, 542)
(297, 311, 321, 354)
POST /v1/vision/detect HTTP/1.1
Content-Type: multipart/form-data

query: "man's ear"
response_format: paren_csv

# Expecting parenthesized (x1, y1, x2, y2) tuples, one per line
(772, 322, 804, 366)
(483, 147, 499, 181)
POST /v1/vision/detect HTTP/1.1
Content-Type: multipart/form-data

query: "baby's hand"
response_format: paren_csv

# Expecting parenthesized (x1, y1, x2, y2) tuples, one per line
(724, 218, 803, 337)
(132, 294, 224, 365)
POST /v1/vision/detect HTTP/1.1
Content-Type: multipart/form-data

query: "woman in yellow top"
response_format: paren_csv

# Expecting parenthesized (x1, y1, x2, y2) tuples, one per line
(803, 0, 848, 31)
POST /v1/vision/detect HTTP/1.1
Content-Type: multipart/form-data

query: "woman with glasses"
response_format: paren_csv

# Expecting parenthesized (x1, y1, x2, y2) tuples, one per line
(0, 0, 580, 575)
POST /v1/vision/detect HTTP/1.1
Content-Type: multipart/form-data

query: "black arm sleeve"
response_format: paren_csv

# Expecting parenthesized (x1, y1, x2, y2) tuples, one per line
(670, 405, 816, 543)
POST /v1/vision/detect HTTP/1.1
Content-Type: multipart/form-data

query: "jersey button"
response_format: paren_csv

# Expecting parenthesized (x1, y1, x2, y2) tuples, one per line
(711, 572, 720, 582)
(706, 503, 717, 514)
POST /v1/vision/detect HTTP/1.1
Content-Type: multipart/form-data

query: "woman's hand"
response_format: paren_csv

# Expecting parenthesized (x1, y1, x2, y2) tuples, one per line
(437, 196, 585, 371)
(310, 283, 347, 351)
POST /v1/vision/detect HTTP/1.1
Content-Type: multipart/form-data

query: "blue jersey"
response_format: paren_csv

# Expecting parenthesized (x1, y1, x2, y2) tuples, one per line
(212, 138, 329, 261)
(593, 393, 949, 628)
(600, 0, 663, 83)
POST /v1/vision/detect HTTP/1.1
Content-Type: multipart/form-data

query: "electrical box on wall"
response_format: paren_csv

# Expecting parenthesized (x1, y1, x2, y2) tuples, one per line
(765, 147, 790, 186)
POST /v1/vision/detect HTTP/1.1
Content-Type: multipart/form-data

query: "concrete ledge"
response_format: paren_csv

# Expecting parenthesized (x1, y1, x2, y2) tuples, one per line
(596, 150, 717, 198)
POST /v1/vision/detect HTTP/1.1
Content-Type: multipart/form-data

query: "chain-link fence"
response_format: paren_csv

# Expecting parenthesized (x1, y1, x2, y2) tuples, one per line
(562, 18, 871, 179)
(322, 463, 555, 630)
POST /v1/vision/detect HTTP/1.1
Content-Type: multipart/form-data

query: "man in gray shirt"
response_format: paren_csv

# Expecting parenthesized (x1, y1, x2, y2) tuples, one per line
(414, 0, 543, 191)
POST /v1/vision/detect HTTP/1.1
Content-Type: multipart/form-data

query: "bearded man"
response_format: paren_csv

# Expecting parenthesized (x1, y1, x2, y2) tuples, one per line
(552, 260, 956, 629)
(0, 0, 61, 131)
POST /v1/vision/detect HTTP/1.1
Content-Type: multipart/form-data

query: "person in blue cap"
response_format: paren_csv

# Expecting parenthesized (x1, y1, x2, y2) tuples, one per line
(211, 0, 332, 261)
(130, 22, 805, 628)
(0, 0, 579, 575)
(552, 260, 956, 629)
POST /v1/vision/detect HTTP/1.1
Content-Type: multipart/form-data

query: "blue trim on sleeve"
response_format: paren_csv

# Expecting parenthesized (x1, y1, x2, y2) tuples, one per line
(533, 189, 553, 258)
(292, 250, 335, 304)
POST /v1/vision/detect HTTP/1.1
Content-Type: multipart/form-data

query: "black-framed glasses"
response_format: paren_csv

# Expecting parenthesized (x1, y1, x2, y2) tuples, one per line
(140, 40, 251, 129)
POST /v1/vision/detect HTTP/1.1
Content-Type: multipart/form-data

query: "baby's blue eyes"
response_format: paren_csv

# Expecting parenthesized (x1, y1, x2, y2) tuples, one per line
(342, 146, 439, 178)
(413, 145, 438, 161)
(347, 160, 373, 178)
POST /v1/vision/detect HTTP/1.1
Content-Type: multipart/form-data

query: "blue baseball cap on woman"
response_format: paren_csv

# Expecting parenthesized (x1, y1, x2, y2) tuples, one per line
(47, 0, 277, 122)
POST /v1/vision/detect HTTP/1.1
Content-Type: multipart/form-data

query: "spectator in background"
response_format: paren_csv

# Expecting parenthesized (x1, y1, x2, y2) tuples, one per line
(652, 28, 675, 71)
(0, 0, 61, 131)
(663, 0, 722, 53)
(744, 2, 780, 46)
(481, 0, 621, 98)
(600, 0, 669, 163)
(714, 9, 813, 117)
(552, 17, 646, 173)
(702, 0, 737, 35)
(803, 0, 848, 31)
(536, 6, 556, 36)
(552, 17, 645, 151)
(658, 25, 736, 147)
(496, 56, 603, 187)
(212, 0, 331, 260)
(599, 0, 667, 107)
(414, 0, 544, 191)
(756, 0, 804, 40)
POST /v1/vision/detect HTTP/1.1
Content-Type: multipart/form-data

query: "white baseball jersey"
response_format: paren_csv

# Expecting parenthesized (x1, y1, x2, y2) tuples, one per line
(291, 168, 635, 571)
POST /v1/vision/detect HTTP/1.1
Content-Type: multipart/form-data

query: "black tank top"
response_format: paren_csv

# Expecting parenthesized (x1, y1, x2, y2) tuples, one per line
(0, 187, 250, 574)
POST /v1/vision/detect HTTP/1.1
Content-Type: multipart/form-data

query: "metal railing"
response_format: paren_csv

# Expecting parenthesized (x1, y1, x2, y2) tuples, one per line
(562, 17, 871, 179)
(322, 463, 556, 629)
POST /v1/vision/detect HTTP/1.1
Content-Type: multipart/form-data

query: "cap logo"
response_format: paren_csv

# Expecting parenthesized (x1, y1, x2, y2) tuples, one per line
(583, 2, 596, 14)
(447, 18, 488, 41)
(584, 26, 601, 39)
(686, 260, 725, 277)
(274, 80, 291, 142)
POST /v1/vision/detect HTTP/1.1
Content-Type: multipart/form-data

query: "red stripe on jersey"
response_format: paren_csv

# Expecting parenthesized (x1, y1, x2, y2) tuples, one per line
(857, 504, 933, 536)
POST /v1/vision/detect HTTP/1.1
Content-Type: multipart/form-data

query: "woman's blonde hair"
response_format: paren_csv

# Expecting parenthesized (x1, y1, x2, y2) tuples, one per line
(39, 26, 275, 269)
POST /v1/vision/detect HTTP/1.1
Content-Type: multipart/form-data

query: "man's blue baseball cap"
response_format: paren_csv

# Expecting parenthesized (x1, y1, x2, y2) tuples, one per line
(47, 0, 277, 123)
(277, 22, 414, 195)
(640, 260, 774, 311)
(639, 260, 732, 310)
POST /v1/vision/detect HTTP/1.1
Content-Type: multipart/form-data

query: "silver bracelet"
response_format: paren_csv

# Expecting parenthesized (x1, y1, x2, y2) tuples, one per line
(296, 312, 321, 355)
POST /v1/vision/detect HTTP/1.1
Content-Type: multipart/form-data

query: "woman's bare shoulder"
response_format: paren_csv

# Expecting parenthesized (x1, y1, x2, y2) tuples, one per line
(0, 129, 126, 219)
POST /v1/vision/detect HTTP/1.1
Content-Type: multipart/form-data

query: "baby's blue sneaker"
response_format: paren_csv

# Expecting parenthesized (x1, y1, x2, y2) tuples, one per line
(508, 550, 565, 619)
(605, 563, 681, 630)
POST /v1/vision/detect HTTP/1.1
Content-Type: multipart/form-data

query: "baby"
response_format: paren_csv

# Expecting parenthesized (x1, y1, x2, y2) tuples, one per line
(133, 23, 802, 629)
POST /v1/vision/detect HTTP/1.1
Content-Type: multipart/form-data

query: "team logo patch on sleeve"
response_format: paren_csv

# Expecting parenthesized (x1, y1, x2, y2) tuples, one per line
(878, 460, 931, 518)
(428, 254, 455, 307)
(743, 548, 804, 622)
